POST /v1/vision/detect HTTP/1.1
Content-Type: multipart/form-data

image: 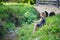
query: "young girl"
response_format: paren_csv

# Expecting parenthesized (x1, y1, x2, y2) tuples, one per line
(33, 12, 46, 33)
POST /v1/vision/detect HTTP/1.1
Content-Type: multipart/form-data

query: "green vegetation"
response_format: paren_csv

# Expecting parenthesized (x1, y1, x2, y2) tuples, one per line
(17, 15, 60, 40)
(0, 0, 36, 5)
(0, 3, 60, 40)
(0, 4, 38, 37)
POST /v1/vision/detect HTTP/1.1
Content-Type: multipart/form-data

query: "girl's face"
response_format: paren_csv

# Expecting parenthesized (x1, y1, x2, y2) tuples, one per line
(40, 12, 46, 17)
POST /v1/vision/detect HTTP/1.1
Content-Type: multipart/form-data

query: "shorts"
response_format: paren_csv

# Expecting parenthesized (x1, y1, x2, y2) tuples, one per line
(36, 23, 42, 28)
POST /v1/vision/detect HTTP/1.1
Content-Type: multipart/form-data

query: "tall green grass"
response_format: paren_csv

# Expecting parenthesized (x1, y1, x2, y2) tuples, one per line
(17, 15, 60, 40)
(0, 4, 38, 37)
(0, 3, 60, 40)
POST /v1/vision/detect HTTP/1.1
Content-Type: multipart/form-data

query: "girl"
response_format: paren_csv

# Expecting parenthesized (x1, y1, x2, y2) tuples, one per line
(33, 12, 46, 33)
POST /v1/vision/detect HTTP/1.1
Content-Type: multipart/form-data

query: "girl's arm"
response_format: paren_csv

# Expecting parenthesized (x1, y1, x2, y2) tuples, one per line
(33, 18, 43, 23)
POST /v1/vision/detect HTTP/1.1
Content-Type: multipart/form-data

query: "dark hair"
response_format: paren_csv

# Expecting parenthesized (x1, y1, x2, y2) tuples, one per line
(45, 11, 48, 17)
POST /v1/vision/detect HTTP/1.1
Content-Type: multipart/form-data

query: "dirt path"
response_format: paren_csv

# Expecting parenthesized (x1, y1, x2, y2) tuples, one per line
(34, 5, 60, 14)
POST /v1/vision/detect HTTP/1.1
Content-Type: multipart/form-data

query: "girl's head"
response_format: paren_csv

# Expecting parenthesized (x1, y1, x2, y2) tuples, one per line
(40, 12, 46, 17)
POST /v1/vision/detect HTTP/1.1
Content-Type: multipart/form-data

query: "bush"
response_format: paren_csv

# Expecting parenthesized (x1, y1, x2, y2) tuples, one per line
(0, 4, 39, 37)
(0, 4, 38, 25)
(17, 14, 60, 40)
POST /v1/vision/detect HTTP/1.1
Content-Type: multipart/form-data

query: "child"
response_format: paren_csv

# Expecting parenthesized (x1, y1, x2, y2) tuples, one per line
(33, 12, 46, 33)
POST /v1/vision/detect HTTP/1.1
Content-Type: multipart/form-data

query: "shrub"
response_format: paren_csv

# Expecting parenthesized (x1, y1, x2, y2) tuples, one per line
(17, 14, 60, 40)
(0, 4, 39, 37)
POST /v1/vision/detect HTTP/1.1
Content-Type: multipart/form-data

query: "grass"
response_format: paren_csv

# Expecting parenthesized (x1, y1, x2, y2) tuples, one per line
(17, 15, 60, 40)
(0, 3, 60, 40)
(0, 3, 38, 38)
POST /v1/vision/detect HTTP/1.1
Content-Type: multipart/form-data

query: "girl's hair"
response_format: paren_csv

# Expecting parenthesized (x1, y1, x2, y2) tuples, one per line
(45, 11, 48, 17)
(40, 12, 46, 17)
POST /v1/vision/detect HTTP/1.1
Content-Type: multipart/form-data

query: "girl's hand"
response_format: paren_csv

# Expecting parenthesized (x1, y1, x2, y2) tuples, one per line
(33, 20, 36, 23)
(33, 20, 38, 23)
(33, 20, 35, 22)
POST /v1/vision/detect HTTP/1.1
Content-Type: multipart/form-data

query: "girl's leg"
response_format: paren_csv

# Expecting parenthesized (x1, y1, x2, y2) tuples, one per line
(33, 23, 37, 33)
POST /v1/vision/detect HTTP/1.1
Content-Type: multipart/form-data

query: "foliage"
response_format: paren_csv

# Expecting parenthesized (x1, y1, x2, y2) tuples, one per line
(0, 4, 38, 37)
(0, 0, 36, 5)
(0, 3, 60, 40)
(17, 15, 60, 40)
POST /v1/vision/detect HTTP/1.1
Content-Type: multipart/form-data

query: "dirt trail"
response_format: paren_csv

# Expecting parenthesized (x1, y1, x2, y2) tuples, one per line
(34, 5, 60, 14)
